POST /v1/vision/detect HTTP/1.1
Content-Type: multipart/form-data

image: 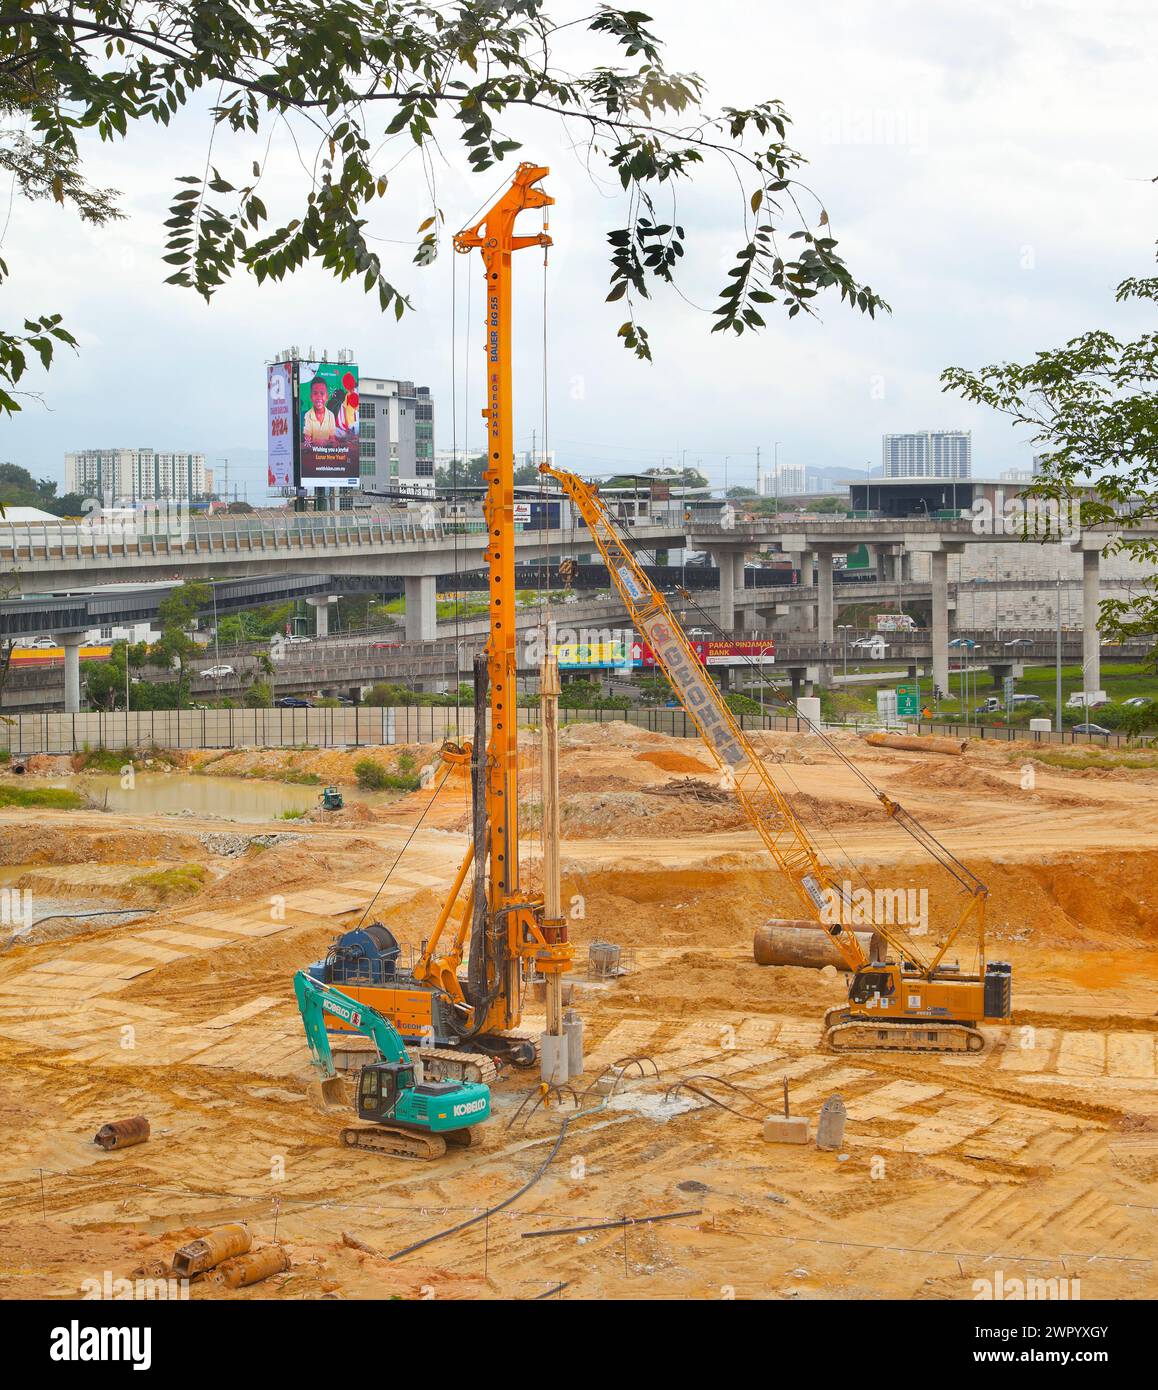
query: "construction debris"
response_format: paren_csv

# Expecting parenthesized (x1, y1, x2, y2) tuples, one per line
(172, 1224, 252, 1278)
(763, 1115, 811, 1145)
(815, 1095, 848, 1151)
(864, 732, 967, 756)
(643, 777, 731, 803)
(341, 1231, 382, 1257)
(93, 1116, 150, 1151)
(208, 1246, 290, 1289)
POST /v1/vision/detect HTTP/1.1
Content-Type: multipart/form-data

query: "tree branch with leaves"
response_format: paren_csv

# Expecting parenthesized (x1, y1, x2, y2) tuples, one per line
(1, 0, 888, 411)
(942, 248, 1158, 652)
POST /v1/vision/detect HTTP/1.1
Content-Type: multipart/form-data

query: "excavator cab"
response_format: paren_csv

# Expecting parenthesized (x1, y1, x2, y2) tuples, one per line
(356, 1062, 415, 1123)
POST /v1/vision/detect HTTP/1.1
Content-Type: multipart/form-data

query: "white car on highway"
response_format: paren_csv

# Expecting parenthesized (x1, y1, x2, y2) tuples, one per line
(850, 637, 889, 656)
(201, 664, 235, 679)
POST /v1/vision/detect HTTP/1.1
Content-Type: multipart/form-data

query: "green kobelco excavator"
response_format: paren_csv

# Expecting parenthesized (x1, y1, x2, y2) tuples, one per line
(293, 971, 490, 1159)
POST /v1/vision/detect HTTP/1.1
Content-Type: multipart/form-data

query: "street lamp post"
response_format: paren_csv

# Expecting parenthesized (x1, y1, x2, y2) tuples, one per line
(838, 624, 852, 682)
(758, 646, 775, 717)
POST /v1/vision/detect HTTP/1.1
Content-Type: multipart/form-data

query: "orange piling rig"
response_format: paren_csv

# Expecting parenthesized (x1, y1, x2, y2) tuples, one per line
(424, 164, 572, 1040)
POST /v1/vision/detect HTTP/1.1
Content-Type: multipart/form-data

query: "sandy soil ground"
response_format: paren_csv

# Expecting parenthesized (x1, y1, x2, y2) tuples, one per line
(0, 721, 1155, 1301)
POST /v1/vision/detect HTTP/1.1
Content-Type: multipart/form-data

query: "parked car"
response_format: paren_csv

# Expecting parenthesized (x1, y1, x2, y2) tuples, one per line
(1072, 722, 1111, 735)
(201, 664, 235, 679)
(275, 696, 312, 708)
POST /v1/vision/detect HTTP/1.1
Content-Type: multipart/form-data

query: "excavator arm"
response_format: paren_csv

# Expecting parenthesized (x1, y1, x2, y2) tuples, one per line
(294, 970, 411, 1079)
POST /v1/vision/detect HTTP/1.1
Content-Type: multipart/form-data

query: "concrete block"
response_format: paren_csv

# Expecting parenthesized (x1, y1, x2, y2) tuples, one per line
(763, 1115, 811, 1145)
(594, 1065, 626, 1096)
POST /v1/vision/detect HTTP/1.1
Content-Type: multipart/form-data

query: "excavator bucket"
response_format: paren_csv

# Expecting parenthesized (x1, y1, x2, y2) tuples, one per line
(307, 1075, 355, 1115)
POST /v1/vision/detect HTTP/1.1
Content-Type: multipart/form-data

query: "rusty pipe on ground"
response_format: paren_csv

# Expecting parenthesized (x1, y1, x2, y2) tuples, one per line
(753, 920, 883, 971)
(172, 1224, 251, 1277)
(209, 1246, 290, 1289)
(93, 1116, 150, 1151)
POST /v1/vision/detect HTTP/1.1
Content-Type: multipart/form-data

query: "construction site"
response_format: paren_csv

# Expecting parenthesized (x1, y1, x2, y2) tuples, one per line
(1, 163, 1155, 1310)
(0, 719, 1156, 1300)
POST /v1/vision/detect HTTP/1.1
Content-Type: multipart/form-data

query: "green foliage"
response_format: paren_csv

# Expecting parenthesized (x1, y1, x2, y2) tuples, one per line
(83, 640, 176, 710)
(2, 0, 886, 412)
(354, 756, 421, 791)
(0, 784, 85, 809)
(557, 677, 630, 710)
(942, 251, 1158, 654)
(73, 746, 135, 774)
(216, 601, 293, 643)
(128, 864, 208, 899)
(156, 582, 210, 635)
(243, 679, 273, 708)
(0, 462, 85, 515)
(724, 691, 762, 716)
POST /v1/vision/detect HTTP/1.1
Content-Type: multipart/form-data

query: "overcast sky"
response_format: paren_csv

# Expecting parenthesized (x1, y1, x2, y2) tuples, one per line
(3, 0, 1156, 498)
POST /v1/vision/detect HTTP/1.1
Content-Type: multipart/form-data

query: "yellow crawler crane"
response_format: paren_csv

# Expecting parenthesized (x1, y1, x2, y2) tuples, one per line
(541, 463, 1012, 1053)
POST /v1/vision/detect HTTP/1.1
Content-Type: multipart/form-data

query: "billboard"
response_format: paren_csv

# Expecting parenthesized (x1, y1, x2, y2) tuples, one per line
(266, 362, 295, 489)
(556, 639, 631, 670)
(298, 361, 360, 488)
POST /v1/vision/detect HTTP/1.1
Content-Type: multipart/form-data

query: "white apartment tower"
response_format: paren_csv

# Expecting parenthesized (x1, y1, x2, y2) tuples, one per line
(882, 431, 972, 479)
(64, 449, 207, 502)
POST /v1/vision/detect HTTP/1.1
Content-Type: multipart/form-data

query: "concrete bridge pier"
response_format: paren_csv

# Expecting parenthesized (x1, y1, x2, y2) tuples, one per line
(307, 595, 336, 638)
(1082, 546, 1102, 695)
(57, 631, 83, 713)
(709, 549, 747, 633)
(404, 575, 437, 642)
(930, 549, 951, 698)
(987, 660, 1024, 690)
(815, 548, 837, 642)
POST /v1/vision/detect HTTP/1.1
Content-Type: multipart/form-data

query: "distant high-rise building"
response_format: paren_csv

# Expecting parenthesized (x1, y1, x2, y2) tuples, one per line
(64, 449, 207, 502)
(761, 462, 806, 495)
(882, 430, 971, 479)
(356, 378, 435, 491)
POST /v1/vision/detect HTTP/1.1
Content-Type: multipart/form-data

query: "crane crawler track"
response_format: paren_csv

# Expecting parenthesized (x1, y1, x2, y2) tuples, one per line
(824, 1009, 984, 1054)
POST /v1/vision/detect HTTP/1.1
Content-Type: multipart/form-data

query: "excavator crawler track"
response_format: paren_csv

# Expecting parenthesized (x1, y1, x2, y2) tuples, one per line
(418, 1048, 499, 1086)
(824, 1014, 984, 1054)
(339, 1122, 448, 1159)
